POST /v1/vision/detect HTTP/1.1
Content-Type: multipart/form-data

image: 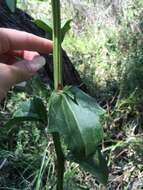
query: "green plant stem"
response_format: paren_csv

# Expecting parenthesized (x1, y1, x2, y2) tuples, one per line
(52, 0, 63, 90)
(52, 1, 64, 190)
(52, 133, 65, 190)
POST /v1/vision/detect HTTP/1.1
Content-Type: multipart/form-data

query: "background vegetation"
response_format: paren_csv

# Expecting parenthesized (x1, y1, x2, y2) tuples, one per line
(0, 0, 143, 189)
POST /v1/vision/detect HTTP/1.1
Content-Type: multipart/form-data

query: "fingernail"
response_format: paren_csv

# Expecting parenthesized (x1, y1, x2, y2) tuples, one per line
(29, 56, 46, 72)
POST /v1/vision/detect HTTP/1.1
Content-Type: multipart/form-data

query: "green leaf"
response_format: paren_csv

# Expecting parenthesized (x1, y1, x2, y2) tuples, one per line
(33, 19, 72, 42)
(5, 0, 16, 13)
(68, 148, 108, 185)
(62, 85, 77, 103)
(48, 86, 105, 158)
(48, 87, 108, 184)
(61, 19, 72, 42)
(79, 149, 108, 185)
(5, 97, 47, 128)
(33, 19, 52, 39)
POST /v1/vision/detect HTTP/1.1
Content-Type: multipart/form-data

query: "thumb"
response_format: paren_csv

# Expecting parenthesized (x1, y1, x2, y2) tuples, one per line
(11, 56, 46, 84)
(0, 56, 46, 101)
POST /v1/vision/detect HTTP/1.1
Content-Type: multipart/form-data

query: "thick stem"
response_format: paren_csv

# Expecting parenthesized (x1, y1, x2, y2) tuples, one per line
(52, 0, 63, 90)
(51, 1, 64, 190)
(52, 133, 65, 190)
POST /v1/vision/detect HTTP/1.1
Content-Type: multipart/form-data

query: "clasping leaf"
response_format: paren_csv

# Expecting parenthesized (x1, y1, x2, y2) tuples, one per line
(48, 86, 108, 184)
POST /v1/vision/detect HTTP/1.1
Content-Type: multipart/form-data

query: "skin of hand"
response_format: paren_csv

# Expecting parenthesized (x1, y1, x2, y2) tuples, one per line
(0, 28, 53, 100)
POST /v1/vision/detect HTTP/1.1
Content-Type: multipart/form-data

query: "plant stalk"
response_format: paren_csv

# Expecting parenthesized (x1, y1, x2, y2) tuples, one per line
(52, 133, 65, 190)
(51, 1, 64, 190)
(52, 0, 63, 90)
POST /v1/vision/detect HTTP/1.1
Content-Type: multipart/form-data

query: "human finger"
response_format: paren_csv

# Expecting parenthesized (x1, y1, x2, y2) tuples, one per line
(11, 50, 40, 61)
(0, 51, 40, 65)
(0, 28, 53, 54)
(12, 56, 46, 83)
(0, 56, 46, 101)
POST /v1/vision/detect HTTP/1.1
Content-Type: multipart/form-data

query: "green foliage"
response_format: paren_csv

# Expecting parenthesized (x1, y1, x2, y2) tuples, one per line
(61, 19, 72, 42)
(70, 148, 108, 185)
(28, 75, 51, 99)
(3, 0, 108, 188)
(5, 0, 17, 13)
(5, 86, 108, 185)
(49, 86, 104, 157)
(34, 19, 72, 42)
(5, 97, 47, 128)
(34, 19, 52, 39)
(2, 0, 143, 189)
(48, 86, 108, 184)
(119, 32, 143, 95)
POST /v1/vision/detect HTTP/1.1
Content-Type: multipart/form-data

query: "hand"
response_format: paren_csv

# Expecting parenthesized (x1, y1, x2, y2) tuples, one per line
(0, 28, 52, 100)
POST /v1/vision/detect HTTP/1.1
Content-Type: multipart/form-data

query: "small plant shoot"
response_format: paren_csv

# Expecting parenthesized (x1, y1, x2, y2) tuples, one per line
(5, 0, 108, 189)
